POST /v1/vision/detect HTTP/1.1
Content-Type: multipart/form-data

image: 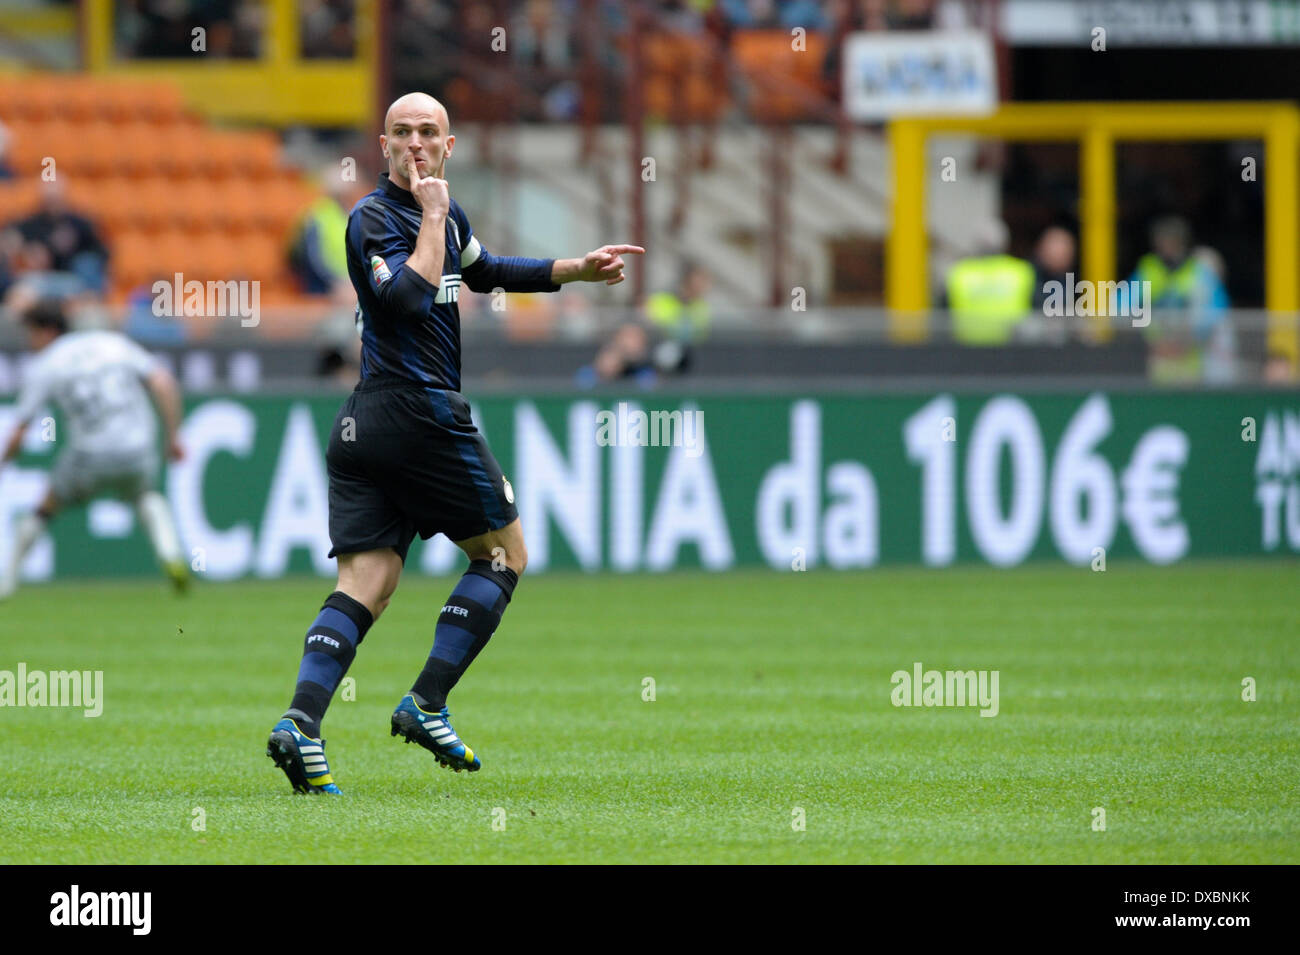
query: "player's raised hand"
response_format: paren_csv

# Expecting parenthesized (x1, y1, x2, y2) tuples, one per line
(405, 153, 450, 218)
(578, 244, 645, 285)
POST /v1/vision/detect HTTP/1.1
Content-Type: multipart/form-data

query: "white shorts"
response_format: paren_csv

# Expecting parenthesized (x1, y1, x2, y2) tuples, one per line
(50, 447, 158, 506)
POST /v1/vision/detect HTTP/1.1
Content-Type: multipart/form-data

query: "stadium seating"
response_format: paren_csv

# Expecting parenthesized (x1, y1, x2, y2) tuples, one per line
(0, 75, 322, 319)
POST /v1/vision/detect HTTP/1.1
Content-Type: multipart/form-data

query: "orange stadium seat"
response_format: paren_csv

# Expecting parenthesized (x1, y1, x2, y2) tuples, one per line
(92, 183, 139, 236)
(0, 76, 324, 309)
(111, 230, 158, 291)
(152, 227, 194, 277)
(636, 33, 728, 122)
(1, 118, 42, 176)
(29, 119, 77, 175)
(0, 76, 49, 122)
(0, 178, 41, 219)
(219, 184, 267, 234)
(112, 120, 168, 178)
(731, 30, 828, 121)
(135, 82, 188, 125)
(237, 233, 287, 283)
(237, 132, 282, 179)
(200, 133, 247, 179)
(159, 129, 211, 179)
(0, 82, 21, 121)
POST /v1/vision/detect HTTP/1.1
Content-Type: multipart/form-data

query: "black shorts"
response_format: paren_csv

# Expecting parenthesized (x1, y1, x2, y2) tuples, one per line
(326, 376, 518, 563)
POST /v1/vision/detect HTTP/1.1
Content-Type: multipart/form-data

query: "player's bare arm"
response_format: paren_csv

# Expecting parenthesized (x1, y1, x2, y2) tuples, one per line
(552, 244, 646, 286)
(1, 420, 28, 467)
(144, 366, 185, 462)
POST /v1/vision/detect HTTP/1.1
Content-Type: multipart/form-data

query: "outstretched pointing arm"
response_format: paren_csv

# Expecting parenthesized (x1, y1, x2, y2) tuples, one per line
(552, 245, 646, 286)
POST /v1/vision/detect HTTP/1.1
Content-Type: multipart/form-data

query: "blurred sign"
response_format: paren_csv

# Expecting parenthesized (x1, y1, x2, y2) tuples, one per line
(1000, 0, 1300, 46)
(842, 31, 998, 120)
(3, 390, 1294, 580)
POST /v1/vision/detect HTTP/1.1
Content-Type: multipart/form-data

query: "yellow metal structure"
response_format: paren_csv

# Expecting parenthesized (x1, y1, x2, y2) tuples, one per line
(887, 102, 1300, 362)
(83, 0, 375, 127)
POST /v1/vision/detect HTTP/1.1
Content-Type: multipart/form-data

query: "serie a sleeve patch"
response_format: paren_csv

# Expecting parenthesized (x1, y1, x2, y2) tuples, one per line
(370, 255, 393, 286)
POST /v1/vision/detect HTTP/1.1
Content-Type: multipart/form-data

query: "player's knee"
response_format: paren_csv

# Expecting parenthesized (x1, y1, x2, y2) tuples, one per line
(509, 541, 527, 576)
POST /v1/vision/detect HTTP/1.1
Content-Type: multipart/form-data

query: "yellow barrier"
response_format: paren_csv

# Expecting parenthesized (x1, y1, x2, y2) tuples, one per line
(83, 0, 375, 127)
(887, 102, 1300, 362)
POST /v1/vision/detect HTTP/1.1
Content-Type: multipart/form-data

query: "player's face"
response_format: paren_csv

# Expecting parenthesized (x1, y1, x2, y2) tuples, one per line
(381, 106, 454, 185)
(24, 326, 56, 351)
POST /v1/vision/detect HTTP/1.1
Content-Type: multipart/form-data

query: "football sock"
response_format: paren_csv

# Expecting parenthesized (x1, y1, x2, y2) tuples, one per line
(136, 490, 183, 567)
(410, 560, 518, 711)
(284, 591, 374, 739)
(6, 512, 47, 582)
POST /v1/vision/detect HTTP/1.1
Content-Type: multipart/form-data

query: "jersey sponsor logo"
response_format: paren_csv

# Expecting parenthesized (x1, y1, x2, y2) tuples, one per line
(370, 255, 392, 286)
(435, 274, 462, 304)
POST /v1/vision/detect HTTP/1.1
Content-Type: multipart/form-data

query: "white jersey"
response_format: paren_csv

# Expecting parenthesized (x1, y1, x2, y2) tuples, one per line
(15, 330, 158, 456)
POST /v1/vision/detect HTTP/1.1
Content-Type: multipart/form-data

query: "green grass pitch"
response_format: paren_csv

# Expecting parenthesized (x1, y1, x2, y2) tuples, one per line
(1, 560, 1296, 864)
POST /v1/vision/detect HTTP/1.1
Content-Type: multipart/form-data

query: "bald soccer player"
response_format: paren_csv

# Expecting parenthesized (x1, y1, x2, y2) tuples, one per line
(267, 93, 643, 793)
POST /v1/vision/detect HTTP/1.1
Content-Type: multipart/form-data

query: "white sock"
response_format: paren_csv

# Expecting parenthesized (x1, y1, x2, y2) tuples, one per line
(3, 512, 47, 591)
(137, 491, 183, 566)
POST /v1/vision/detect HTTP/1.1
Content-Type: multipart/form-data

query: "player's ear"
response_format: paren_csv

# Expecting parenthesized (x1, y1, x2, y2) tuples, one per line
(444, 133, 454, 158)
(379, 133, 388, 158)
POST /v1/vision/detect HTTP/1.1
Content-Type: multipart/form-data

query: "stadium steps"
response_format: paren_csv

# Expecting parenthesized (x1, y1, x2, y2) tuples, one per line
(458, 124, 999, 307)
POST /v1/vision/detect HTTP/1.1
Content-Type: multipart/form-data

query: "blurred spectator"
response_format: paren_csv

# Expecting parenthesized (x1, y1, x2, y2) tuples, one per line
(1023, 225, 1077, 344)
(887, 0, 938, 28)
(0, 120, 15, 181)
(390, 0, 936, 125)
(1263, 348, 1297, 385)
(314, 307, 363, 388)
(1125, 216, 1233, 384)
(1191, 245, 1237, 384)
(4, 178, 110, 297)
(1030, 225, 1076, 309)
(942, 220, 1035, 346)
(645, 262, 712, 365)
(576, 263, 713, 388)
(1029, 224, 1077, 343)
(300, 0, 357, 58)
(123, 277, 187, 345)
(117, 0, 263, 59)
(511, 0, 581, 120)
(288, 169, 352, 299)
(578, 321, 656, 389)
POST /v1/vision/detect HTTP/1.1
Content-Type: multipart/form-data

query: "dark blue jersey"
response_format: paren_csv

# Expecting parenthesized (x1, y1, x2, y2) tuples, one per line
(345, 172, 559, 390)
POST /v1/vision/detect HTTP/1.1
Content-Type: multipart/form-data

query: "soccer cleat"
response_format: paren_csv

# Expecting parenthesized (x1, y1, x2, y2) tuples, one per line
(266, 718, 342, 794)
(164, 559, 191, 594)
(390, 695, 481, 772)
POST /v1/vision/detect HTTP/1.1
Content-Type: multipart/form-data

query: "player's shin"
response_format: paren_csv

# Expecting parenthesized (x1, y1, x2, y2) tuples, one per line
(410, 559, 518, 710)
(1, 512, 48, 597)
(136, 490, 187, 588)
(284, 591, 374, 738)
